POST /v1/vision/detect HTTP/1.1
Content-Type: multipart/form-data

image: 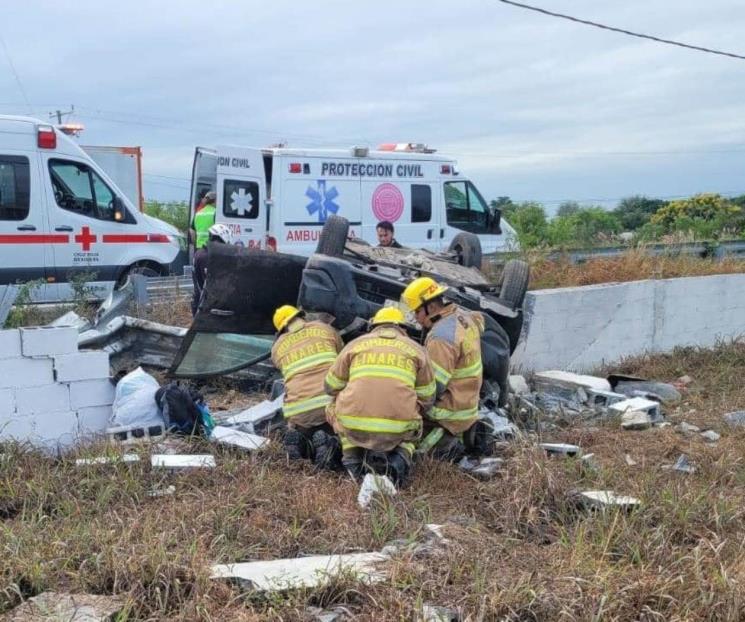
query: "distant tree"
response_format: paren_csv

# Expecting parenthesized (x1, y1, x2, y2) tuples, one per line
(650, 193, 743, 239)
(503, 201, 549, 248)
(549, 207, 621, 248)
(556, 201, 581, 218)
(490, 196, 514, 211)
(613, 195, 666, 231)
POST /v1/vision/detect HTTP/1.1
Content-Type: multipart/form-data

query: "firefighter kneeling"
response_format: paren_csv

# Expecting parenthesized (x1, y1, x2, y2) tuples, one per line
(271, 305, 344, 469)
(324, 307, 435, 487)
(401, 277, 494, 461)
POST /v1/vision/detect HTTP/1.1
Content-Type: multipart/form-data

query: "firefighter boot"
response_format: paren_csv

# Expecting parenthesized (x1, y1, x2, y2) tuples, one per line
(431, 432, 466, 463)
(463, 419, 495, 457)
(386, 444, 414, 488)
(311, 429, 342, 472)
(283, 428, 311, 461)
(342, 447, 365, 482)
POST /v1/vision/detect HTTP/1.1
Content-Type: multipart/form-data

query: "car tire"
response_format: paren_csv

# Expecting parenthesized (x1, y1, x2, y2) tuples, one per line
(448, 232, 482, 268)
(316, 215, 350, 257)
(499, 259, 530, 310)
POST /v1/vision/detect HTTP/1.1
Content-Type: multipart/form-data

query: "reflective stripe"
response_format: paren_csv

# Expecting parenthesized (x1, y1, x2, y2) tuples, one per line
(349, 364, 416, 386)
(337, 414, 420, 435)
(432, 362, 451, 385)
(400, 442, 415, 456)
(429, 405, 479, 422)
(282, 394, 332, 418)
(451, 359, 483, 379)
(417, 427, 444, 453)
(415, 380, 436, 398)
(340, 435, 357, 451)
(283, 351, 337, 380)
(325, 371, 347, 390)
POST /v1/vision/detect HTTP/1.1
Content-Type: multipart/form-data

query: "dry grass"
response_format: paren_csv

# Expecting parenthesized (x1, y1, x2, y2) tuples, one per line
(485, 249, 745, 290)
(2, 342, 745, 620)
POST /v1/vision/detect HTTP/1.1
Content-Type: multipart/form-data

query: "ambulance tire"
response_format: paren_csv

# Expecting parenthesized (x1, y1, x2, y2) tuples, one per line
(498, 260, 530, 310)
(448, 232, 482, 269)
(316, 215, 350, 257)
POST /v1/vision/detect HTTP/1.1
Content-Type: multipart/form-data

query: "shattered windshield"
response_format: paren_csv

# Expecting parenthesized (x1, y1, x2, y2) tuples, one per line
(172, 333, 273, 377)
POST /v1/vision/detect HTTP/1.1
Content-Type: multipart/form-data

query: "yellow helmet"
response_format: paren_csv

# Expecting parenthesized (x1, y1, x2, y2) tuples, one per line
(273, 304, 302, 332)
(400, 277, 448, 311)
(371, 307, 406, 325)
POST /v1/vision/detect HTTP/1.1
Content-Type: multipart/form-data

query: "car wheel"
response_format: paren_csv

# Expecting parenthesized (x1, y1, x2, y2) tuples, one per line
(448, 232, 482, 268)
(499, 259, 530, 309)
(316, 215, 350, 257)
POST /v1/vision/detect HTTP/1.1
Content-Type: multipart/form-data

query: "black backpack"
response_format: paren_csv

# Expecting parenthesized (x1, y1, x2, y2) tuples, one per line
(155, 382, 206, 435)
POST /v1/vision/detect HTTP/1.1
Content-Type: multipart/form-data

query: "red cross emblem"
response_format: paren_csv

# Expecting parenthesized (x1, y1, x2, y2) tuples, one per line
(74, 226, 97, 251)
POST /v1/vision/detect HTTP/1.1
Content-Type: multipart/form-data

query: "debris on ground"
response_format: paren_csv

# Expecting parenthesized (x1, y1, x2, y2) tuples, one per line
(106, 423, 166, 444)
(147, 485, 176, 497)
(304, 606, 352, 622)
(677, 422, 701, 434)
(421, 603, 459, 622)
(210, 551, 389, 592)
(210, 426, 269, 452)
(609, 376, 682, 404)
(672, 454, 696, 474)
(608, 397, 662, 422)
(620, 410, 652, 430)
(700, 430, 721, 443)
(540, 443, 581, 457)
(150, 454, 216, 469)
(111, 367, 163, 430)
(75, 454, 140, 466)
(576, 490, 641, 511)
(458, 456, 504, 479)
(223, 394, 284, 434)
(357, 473, 397, 509)
(624, 453, 638, 466)
(723, 411, 745, 427)
(580, 453, 600, 472)
(3, 591, 125, 621)
(676, 374, 694, 386)
(533, 370, 612, 393)
(508, 374, 530, 395)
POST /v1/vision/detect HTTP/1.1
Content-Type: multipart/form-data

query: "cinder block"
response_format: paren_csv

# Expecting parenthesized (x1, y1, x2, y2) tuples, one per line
(15, 384, 71, 415)
(54, 352, 110, 382)
(0, 388, 15, 418)
(0, 410, 79, 451)
(69, 379, 115, 409)
(0, 358, 55, 389)
(0, 329, 22, 359)
(20, 326, 78, 357)
(77, 405, 113, 437)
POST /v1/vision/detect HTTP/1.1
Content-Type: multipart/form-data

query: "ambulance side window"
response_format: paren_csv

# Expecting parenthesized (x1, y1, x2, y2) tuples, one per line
(223, 179, 259, 219)
(411, 184, 431, 223)
(0, 156, 30, 221)
(49, 159, 119, 222)
(444, 180, 489, 233)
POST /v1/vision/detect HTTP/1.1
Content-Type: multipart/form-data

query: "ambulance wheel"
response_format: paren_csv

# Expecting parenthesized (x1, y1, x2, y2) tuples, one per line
(448, 232, 482, 269)
(116, 262, 163, 288)
(316, 215, 349, 257)
(498, 259, 530, 310)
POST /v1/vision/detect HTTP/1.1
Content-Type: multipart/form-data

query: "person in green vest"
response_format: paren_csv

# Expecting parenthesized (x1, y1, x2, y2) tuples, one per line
(191, 191, 217, 250)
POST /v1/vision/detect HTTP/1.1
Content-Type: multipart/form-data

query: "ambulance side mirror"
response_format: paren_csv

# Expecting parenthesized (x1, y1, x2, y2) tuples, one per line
(490, 207, 502, 234)
(112, 196, 133, 223)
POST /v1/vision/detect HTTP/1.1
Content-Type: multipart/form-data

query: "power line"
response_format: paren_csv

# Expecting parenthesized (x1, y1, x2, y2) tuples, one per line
(0, 31, 32, 114)
(496, 0, 745, 61)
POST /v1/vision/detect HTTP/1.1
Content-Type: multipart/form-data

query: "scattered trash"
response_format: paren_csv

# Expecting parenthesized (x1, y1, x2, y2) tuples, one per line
(580, 453, 600, 472)
(357, 473, 397, 509)
(620, 410, 652, 431)
(540, 443, 581, 457)
(508, 374, 530, 395)
(305, 606, 350, 622)
(211, 425, 269, 452)
(150, 454, 216, 469)
(576, 490, 641, 511)
(478, 409, 518, 441)
(421, 603, 459, 622)
(147, 485, 176, 497)
(673, 454, 696, 474)
(224, 394, 284, 434)
(700, 430, 720, 443)
(624, 454, 638, 466)
(723, 411, 745, 427)
(609, 397, 662, 422)
(677, 422, 701, 434)
(210, 551, 389, 592)
(534, 371, 612, 393)
(458, 456, 504, 479)
(111, 367, 163, 429)
(585, 388, 627, 408)
(610, 378, 682, 404)
(4, 591, 125, 621)
(75, 454, 140, 466)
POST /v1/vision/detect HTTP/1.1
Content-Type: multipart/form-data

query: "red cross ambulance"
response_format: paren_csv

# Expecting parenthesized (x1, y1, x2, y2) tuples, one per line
(189, 143, 517, 256)
(0, 116, 184, 302)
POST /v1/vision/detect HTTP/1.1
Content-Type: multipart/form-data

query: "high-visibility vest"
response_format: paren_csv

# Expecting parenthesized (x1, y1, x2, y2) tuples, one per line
(194, 205, 216, 249)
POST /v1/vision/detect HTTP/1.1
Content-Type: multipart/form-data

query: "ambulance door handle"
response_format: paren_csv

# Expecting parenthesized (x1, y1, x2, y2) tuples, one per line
(17, 224, 36, 231)
(55, 226, 73, 232)
(427, 229, 433, 239)
(245, 227, 253, 233)
(439, 228, 445, 238)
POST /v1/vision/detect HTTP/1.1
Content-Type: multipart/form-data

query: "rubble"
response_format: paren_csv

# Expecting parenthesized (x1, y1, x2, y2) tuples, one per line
(358, 473, 397, 509)
(620, 410, 652, 431)
(75, 454, 140, 466)
(611, 378, 682, 404)
(580, 453, 600, 472)
(540, 443, 581, 457)
(150, 454, 216, 469)
(700, 430, 720, 443)
(673, 454, 696, 474)
(210, 425, 269, 452)
(223, 394, 284, 434)
(608, 397, 662, 422)
(533, 371, 612, 393)
(723, 411, 745, 427)
(576, 490, 641, 511)
(4, 591, 125, 621)
(211, 551, 389, 591)
(107, 423, 166, 444)
(458, 456, 504, 479)
(677, 422, 701, 434)
(508, 374, 530, 395)
(421, 603, 459, 622)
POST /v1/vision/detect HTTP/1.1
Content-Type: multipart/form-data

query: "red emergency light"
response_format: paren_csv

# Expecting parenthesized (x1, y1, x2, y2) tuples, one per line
(440, 165, 452, 174)
(37, 125, 57, 149)
(288, 162, 302, 173)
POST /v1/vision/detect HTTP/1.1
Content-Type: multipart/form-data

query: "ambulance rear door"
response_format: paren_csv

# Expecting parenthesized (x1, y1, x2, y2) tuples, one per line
(215, 146, 266, 249)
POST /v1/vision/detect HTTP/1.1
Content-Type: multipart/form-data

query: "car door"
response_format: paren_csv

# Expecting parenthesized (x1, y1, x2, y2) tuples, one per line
(0, 152, 53, 301)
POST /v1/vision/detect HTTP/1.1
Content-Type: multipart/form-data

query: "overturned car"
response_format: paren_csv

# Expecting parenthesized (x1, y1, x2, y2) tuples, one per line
(171, 216, 529, 407)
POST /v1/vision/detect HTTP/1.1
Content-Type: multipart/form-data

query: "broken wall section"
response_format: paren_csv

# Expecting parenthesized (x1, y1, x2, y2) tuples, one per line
(0, 327, 113, 451)
(512, 273, 745, 372)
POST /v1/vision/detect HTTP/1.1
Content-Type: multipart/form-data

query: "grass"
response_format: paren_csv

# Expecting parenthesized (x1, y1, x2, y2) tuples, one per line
(485, 249, 745, 290)
(2, 341, 745, 620)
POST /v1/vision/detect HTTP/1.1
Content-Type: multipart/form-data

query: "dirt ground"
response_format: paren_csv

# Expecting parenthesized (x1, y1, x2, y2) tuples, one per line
(2, 337, 745, 620)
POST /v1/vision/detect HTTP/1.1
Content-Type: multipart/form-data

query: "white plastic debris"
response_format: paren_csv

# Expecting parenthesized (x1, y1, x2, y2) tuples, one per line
(540, 443, 581, 457)
(211, 552, 389, 591)
(211, 426, 269, 452)
(357, 473, 397, 509)
(620, 410, 652, 430)
(609, 397, 661, 420)
(111, 367, 164, 429)
(624, 454, 638, 466)
(700, 430, 720, 443)
(508, 374, 530, 395)
(677, 422, 701, 434)
(75, 454, 140, 466)
(534, 371, 612, 392)
(147, 485, 176, 497)
(578, 490, 641, 510)
(224, 394, 284, 430)
(150, 454, 216, 469)
(5, 591, 125, 621)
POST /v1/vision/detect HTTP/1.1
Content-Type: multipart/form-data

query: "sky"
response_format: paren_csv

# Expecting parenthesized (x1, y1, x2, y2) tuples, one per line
(1, 0, 744, 213)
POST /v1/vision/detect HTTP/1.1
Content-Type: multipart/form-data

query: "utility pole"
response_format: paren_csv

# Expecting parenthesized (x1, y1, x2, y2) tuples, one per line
(50, 105, 75, 124)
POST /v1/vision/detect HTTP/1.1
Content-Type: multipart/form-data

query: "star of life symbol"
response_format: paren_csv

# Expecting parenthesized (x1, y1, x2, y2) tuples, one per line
(230, 187, 253, 216)
(305, 180, 339, 223)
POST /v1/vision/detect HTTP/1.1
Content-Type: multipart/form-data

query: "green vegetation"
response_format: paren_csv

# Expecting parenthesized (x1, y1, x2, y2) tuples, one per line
(494, 192, 745, 249)
(144, 200, 190, 235)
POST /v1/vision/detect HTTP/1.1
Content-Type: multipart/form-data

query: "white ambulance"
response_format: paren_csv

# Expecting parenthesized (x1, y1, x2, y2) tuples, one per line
(0, 116, 184, 303)
(189, 143, 517, 256)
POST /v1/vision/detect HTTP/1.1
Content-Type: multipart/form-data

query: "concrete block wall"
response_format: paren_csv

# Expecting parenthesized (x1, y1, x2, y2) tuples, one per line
(512, 273, 745, 372)
(0, 326, 113, 452)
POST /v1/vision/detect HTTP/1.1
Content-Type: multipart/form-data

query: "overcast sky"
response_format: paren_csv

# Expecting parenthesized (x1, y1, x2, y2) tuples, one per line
(1, 0, 744, 212)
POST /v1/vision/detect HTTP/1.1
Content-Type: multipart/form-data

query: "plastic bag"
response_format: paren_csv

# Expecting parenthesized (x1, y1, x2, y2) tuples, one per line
(111, 367, 164, 429)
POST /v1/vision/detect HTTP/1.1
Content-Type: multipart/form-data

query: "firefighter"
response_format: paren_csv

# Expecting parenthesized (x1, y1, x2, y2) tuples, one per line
(271, 305, 344, 469)
(324, 307, 435, 486)
(401, 277, 487, 461)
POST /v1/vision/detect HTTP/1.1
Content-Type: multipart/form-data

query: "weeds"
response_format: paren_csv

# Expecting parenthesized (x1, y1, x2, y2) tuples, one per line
(3, 279, 45, 328)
